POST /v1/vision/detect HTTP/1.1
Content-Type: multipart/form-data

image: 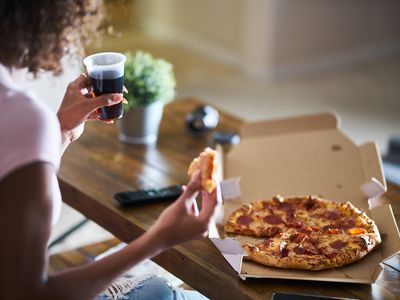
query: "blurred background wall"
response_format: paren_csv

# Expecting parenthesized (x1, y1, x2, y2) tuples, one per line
(135, 0, 400, 78)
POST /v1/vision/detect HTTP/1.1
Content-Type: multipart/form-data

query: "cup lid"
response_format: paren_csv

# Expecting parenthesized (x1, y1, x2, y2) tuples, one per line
(83, 52, 126, 68)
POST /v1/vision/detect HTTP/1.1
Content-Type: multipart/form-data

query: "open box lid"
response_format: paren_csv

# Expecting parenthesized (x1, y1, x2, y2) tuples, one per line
(211, 112, 400, 283)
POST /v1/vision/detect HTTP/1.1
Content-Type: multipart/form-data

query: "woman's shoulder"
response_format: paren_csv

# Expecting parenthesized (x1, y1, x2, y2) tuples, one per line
(0, 85, 60, 136)
(1, 83, 49, 116)
(0, 86, 61, 180)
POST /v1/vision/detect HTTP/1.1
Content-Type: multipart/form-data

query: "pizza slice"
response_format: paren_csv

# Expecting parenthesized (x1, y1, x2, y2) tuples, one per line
(188, 147, 218, 193)
(243, 232, 329, 270)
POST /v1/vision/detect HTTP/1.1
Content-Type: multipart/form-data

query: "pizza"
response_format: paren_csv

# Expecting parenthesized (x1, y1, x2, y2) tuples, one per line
(188, 147, 218, 193)
(224, 195, 381, 270)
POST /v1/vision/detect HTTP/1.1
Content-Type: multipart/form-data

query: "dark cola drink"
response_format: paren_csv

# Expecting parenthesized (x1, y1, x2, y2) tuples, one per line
(89, 74, 124, 121)
(84, 52, 126, 121)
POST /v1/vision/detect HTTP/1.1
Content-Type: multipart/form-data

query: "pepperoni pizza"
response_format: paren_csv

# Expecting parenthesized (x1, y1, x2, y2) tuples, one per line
(224, 195, 381, 270)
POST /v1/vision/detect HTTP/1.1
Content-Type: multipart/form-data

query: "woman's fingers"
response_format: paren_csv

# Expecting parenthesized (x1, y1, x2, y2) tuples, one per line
(174, 171, 216, 238)
(85, 93, 123, 111)
(87, 111, 98, 120)
(199, 188, 218, 222)
(89, 112, 117, 123)
(191, 198, 199, 216)
(87, 112, 114, 124)
(82, 82, 93, 96)
(86, 97, 125, 124)
(184, 191, 198, 214)
(180, 171, 218, 220)
(79, 73, 90, 89)
(69, 73, 89, 89)
(179, 171, 201, 203)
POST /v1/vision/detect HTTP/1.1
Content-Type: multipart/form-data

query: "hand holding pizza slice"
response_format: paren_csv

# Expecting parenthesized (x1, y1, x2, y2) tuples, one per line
(188, 147, 218, 193)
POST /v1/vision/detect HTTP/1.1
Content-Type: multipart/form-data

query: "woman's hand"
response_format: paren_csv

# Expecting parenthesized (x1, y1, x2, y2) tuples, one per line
(57, 73, 126, 153)
(147, 171, 219, 250)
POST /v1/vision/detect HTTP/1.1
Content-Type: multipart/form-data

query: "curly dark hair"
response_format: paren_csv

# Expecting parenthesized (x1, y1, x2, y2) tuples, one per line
(0, 0, 102, 75)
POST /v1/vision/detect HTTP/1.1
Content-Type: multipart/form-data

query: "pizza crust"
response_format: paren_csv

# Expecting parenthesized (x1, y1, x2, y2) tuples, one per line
(243, 243, 332, 271)
(243, 242, 372, 271)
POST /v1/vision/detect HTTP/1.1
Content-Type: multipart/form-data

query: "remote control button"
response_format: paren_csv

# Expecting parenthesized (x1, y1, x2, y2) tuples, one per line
(147, 190, 156, 197)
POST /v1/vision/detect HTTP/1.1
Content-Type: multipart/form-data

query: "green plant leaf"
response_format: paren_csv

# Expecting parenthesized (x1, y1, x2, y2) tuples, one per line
(123, 50, 176, 111)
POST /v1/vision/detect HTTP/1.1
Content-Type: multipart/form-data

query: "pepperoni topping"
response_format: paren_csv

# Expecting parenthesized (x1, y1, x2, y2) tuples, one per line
(277, 202, 295, 212)
(272, 196, 282, 204)
(326, 228, 341, 235)
(323, 210, 340, 220)
(288, 197, 303, 205)
(261, 239, 272, 248)
(280, 242, 289, 257)
(309, 237, 320, 244)
(339, 219, 356, 229)
(236, 215, 253, 225)
(300, 226, 313, 235)
(322, 224, 339, 230)
(263, 215, 282, 225)
(325, 252, 337, 259)
(355, 236, 369, 251)
(266, 226, 282, 237)
(293, 246, 318, 256)
(311, 226, 321, 232)
(293, 246, 306, 255)
(287, 220, 303, 229)
(329, 240, 348, 249)
(290, 232, 308, 243)
(304, 197, 317, 210)
(285, 210, 295, 221)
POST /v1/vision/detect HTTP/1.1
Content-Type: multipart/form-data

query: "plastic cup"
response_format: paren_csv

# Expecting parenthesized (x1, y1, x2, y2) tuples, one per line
(83, 52, 126, 121)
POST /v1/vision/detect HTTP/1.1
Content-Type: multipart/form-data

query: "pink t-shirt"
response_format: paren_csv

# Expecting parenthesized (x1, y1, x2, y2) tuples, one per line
(0, 64, 62, 225)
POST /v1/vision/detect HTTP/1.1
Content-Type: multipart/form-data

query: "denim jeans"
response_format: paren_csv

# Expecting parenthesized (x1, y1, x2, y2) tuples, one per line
(96, 275, 208, 300)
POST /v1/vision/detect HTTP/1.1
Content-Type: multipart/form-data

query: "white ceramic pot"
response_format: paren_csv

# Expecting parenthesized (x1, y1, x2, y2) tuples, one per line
(118, 101, 164, 144)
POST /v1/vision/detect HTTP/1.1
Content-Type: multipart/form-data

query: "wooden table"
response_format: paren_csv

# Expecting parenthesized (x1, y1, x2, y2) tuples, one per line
(59, 98, 400, 300)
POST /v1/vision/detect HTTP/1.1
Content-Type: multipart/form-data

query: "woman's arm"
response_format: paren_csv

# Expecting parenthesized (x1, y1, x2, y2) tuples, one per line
(45, 228, 162, 300)
(0, 163, 215, 300)
(0, 163, 54, 300)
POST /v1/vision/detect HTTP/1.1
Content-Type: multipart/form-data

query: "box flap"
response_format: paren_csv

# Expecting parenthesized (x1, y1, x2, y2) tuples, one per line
(370, 204, 400, 260)
(210, 238, 245, 273)
(225, 129, 368, 208)
(241, 112, 339, 138)
(215, 144, 224, 182)
(220, 177, 242, 200)
(359, 142, 387, 192)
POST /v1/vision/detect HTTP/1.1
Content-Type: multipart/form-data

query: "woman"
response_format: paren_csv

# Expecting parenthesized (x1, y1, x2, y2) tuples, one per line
(0, 1, 217, 299)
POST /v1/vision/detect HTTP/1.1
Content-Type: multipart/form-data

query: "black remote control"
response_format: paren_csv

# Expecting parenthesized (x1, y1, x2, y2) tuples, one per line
(114, 184, 184, 207)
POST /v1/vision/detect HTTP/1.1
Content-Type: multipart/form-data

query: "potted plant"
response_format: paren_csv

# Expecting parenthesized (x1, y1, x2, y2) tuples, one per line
(118, 50, 176, 144)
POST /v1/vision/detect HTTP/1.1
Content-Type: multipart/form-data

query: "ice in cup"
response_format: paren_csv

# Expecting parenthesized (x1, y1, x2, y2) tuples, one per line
(83, 52, 126, 121)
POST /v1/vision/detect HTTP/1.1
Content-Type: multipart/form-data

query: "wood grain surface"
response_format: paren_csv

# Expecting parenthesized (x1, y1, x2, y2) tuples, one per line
(58, 98, 400, 300)
(49, 239, 120, 273)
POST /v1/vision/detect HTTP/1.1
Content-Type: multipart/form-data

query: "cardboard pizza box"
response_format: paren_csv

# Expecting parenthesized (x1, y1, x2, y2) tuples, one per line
(209, 112, 400, 283)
